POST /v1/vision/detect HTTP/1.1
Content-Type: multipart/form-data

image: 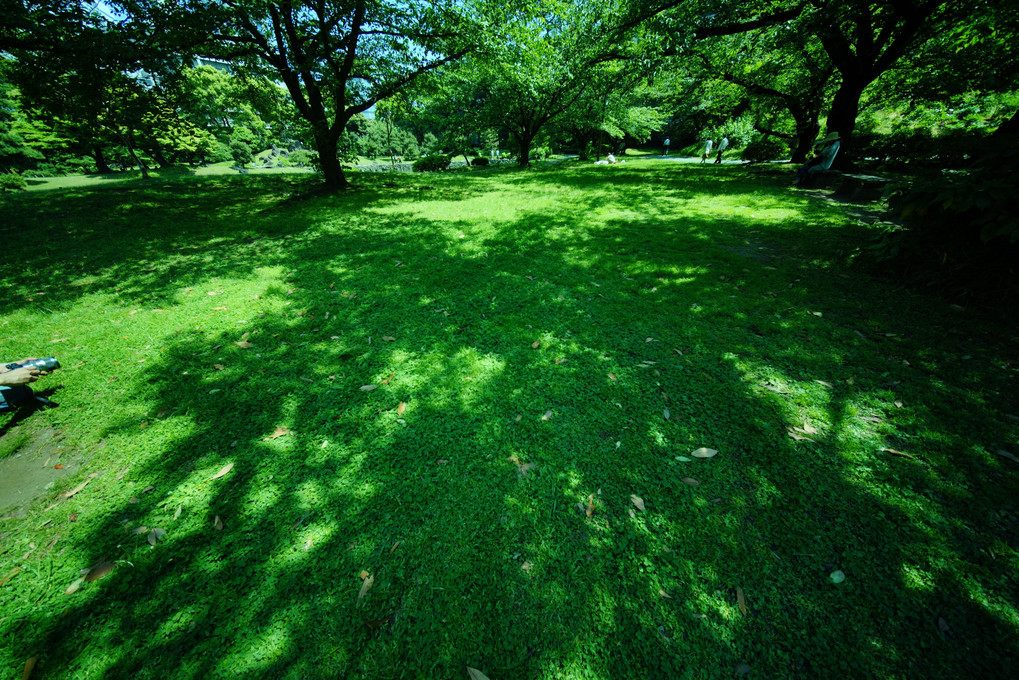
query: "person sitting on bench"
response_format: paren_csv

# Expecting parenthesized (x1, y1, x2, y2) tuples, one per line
(794, 132, 840, 186)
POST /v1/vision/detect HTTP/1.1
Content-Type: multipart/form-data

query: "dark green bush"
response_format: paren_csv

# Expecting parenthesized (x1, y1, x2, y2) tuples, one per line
(472, 157, 490, 166)
(863, 144, 1019, 302)
(740, 137, 787, 163)
(285, 149, 315, 167)
(0, 173, 27, 192)
(412, 154, 450, 172)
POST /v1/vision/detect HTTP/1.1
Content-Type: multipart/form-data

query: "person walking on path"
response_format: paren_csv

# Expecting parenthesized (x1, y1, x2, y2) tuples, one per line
(663, 138, 671, 156)
(701, 138, 713, 163)
(715, 136, 729, 163)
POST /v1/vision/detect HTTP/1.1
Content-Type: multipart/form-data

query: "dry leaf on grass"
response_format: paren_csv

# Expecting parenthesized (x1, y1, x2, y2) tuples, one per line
(211, 462, 234, 479)
(659, 589, 672, 599)
(382, 336, 396, 342)
(996, 449, 1019, 463)
(681, 477, 700, 486)
(22, 656, 37, 680)
(585, 493, 595, 517)
(787, 428, 814, 442)
(881, 448, 914, 459)
(532, 340, 540, 349)
(736, 587, 748, 616)
(607, 372, 617, 381)
(147, 527, 166, 546)
(357, 573, 375, 603)
(360, 384, 378, 392)
(541, 410, 553, 421)
(389, 541, 401, 554)
(630, 495, 645, 512)
(359, 570, 370, 580)
(397, 402, 407, 416)
(663, 408, 670, 420)
(691, 448, 717, 458)
(268, 426, 291, 440)
(0, 567, 21, 587)
(64, 577, 85, 595)
(213, 515, 224, 530)
(85, 561, 115, 582)
(467, 668, 491, 680)
(235, 340, 254, 349)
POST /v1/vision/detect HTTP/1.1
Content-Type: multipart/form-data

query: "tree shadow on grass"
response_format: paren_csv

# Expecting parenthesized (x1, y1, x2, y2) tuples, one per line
(1, 169, 1016, 679)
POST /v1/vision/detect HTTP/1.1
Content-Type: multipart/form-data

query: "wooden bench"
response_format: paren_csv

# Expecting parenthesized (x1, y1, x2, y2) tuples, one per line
(834, 173, 893, 201)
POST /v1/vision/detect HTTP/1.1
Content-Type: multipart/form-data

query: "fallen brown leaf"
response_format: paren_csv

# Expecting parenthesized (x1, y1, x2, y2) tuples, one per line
(382, 336, 396, 342)
(381, 373, 395, 385)
(359, 570, 370, 580)
(607, 372, 617, 381)
(737, 587, 748, 616)
(397, 402, 407, 416)
(630, 495, 646, 512)
(0, 567, 21, 587)
(881, 448, 914, 459)
(815, 380, 833, 388)
(787, 428, 814, 442)
(62, 472, 99, 498)
(659, 589, 672, 599)
(585, 493, 595, 517)
(211, 462, 234, 479)
(691, 447, 718, 458)
(269, 426, 292, 440)
(22, 656, 37, 680)
(532, 340, 540, 349)
(213, 363, 225, 370)
(357, 573, 375, 603)
(360, 384, 378, 392)
(147, 527, 166, 546)
(390, 541, 401, 554)
(235, 340, 254, 349)
(213, 515, 224, 530)
(85, 561, 115, 582)
(467, 668, 492, 680)
(64, 576, 85, 595)
(681, 477, 700, 486)
(995, 449, 1019, 463)
(541, 410, 553, 421)
(663, 408, 670, 420)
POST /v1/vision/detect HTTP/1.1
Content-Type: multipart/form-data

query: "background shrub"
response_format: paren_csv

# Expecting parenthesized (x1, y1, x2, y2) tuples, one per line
(863, 144, 1019, 302)
(412, 154, 451, 172)
(0, 173, 27, 192)
(740, 137, 788, 163)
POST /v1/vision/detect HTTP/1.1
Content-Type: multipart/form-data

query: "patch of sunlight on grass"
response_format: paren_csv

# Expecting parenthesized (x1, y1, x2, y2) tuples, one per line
(221, 619, 296, 675)
(902, 564, 934, 591)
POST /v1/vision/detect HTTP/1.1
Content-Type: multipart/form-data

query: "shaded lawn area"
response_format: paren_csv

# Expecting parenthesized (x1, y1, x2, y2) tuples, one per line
(0, 161, 1017, 679)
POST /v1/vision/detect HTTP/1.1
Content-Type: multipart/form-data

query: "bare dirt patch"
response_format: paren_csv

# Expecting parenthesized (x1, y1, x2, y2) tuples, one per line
(0, 424, 82, 518)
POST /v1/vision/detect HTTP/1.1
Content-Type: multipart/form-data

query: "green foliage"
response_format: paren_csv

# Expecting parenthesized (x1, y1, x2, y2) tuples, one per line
(866, 145, 1019, 299)
(412, 154, 450, 172)
(530, 145, 550, 161)
(0, 172, 26, 192)
(740, 136, 787, 163)
(285, 149, 315, 167)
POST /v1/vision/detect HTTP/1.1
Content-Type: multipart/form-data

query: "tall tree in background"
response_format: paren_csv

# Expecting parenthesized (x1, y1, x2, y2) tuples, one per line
(118, 0, 481, 189)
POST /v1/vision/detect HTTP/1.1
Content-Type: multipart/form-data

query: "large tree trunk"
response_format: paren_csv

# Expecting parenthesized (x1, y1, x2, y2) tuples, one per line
(313, 128, 348, 190)
(516, 131, 534, 168)
(91, 146, 112, 174)
(825, 76, 866, 148)
(123, 130, 149, 180)
(791, 119, 821, 163)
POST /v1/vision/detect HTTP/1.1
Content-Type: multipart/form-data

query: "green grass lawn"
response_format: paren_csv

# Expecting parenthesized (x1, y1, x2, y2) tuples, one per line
(1, 161, 1017, 679)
